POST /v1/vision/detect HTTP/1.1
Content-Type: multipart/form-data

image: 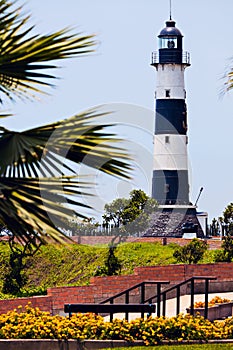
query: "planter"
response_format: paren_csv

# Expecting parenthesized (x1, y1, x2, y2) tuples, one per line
(186, 302, 233, 321)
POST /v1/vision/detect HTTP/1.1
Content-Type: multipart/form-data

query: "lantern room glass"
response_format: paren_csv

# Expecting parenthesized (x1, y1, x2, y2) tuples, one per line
(159, 37, 177, 49)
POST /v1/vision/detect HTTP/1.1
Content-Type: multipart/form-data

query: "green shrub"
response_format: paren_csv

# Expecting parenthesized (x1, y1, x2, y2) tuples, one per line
(94, 246, 121, 276)
(2, 251, 27, 295)
(214, 235, 233, 262)
(173, 239, 207, 264)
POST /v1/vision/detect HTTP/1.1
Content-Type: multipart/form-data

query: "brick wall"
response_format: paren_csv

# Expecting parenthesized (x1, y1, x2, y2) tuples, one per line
(0, 295, 52, 314)
(0, 262, 232, 315)
(70, 236, 222, 249)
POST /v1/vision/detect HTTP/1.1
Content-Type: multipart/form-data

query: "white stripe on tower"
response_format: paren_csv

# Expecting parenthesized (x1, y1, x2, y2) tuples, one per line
(156, 65, 186, 100)
(153, 134, 188, 171)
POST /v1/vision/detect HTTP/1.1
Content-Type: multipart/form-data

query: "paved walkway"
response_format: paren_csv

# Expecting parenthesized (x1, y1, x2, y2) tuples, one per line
(104, 291, 233, 321)
(161, 291, 233, 318)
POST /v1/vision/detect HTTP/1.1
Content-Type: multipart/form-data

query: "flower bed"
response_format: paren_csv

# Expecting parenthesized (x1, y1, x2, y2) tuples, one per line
(186, 296, 233, 321)
(194, 296, 231, 308)
(1, 304, 233, 345)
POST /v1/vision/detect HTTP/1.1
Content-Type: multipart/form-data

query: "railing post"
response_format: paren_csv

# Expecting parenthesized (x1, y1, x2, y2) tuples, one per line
(68, 304, 71, 319)
(204, 278, 209, 319)
(176, 285, 180, 315)
(125, 291, 129, 321)
(157, 283, 161, 317)
(190, 278, 195, 316)
(141, 283, 145, 303)
(141, 283, 145, 318)
(162, 292, 166, 317)
(147, 302, 153, 318)
(110, 298, 113, 322)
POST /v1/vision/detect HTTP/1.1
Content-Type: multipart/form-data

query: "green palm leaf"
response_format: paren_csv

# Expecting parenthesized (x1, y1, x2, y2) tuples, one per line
(0, 1, 132, 248)
(225, 70, 233, 91)
(0, 109, 131, 178)
(0, 176, 92, 245)
(0, 0, 95, 101)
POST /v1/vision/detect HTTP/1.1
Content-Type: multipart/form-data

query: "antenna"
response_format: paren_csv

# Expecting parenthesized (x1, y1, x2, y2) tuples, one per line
(169, 0, 172, 20)
(194, 187, 204, 207)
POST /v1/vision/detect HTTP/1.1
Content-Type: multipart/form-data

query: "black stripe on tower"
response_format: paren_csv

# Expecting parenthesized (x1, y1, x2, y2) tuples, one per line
(152, 170, 189, 205)
(155, 99, 187, 135)
(159, 48, 182, 64)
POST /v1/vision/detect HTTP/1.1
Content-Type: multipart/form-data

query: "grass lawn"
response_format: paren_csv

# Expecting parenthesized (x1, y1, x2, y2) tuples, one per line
(105, 343, 233, 350)
(0, 240, 219, 298)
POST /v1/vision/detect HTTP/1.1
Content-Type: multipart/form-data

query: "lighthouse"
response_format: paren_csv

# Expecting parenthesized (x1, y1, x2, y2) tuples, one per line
(151, 18, 190, 205)
(145, 17, 204, 237)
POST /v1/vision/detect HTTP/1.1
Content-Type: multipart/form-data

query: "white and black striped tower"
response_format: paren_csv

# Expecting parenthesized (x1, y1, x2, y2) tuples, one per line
(151, 17, 190, 205)
(147, 15, 204, 237)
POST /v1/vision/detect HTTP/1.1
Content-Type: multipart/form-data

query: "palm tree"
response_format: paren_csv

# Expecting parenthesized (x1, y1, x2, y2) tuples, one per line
(0, 0, 131, 250)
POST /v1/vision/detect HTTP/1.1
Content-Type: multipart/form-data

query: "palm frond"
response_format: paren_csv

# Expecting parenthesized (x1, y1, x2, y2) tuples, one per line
(0, 2, 132, 248)
(0, 109, 131, 178)
(225, 69, 233, 91)
(0, 0, 95, 102)
(0, 111, 11, 118)
(0, 176, 92, 245)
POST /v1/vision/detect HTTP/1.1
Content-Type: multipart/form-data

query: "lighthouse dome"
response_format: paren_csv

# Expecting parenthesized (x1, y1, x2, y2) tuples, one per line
(159, 20, 183, 37)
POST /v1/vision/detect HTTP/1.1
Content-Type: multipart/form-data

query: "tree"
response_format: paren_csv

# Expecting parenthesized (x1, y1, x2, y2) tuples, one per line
(103, 198, 129, 229)
(2, 241, 29, 295)
(173, 238, 207, 264)
(212, 204, 233, 263)
(214, 234, 233, 263)
(94, 245, 122, 276)
(0, 1, 130, 251)
(221, 203, 233, 235)
(61, 216, 100, 236)
(102, 189, 157, 235)
(209, 218, 220, 236)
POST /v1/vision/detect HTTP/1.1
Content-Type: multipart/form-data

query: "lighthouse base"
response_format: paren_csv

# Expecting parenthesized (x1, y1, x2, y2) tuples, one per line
(143, 205, 204, 238)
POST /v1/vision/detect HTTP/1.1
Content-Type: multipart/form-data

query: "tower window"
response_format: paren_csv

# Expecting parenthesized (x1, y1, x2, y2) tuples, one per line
(165, 136, 170, 143)
(184, 89, 186, 98)
(165, 89, 170, 98)
(164, 184, 170, 193)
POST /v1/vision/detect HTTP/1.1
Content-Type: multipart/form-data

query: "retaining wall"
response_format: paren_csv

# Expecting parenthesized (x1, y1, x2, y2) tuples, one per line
(2, 340, 233, 350)
(71, 236, 222, 249)
(0, 262, 233, 315)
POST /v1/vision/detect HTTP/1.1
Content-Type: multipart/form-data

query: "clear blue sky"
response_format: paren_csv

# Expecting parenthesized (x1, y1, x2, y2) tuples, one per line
(2, 0, 233, 222)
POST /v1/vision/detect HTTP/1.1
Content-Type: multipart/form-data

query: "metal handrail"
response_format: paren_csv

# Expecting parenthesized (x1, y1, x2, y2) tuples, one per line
(144, 276, 217, 319)
(100, 280, 170, 320)
(100, 280, 169, 304)
(64, 303, 156, 321)
(151, 50, 190, 65)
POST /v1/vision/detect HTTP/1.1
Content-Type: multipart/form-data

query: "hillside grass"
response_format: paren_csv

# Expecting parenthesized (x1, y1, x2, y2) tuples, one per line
(0, 240, 219, 299)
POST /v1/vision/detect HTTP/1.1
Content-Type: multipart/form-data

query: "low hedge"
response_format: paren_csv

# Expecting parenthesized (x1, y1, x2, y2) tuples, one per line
(1, 304, 233, 345)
